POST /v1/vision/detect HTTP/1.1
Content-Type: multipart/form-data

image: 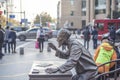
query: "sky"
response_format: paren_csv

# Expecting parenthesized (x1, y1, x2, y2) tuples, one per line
(13, 0, 60, 22)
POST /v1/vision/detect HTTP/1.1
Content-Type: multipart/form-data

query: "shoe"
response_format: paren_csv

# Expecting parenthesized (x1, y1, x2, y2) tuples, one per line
(39, 50, 42, 52)
(1, 53, 4, 56)
(0, 56, 3, 60)
(14, 51, 17, 53)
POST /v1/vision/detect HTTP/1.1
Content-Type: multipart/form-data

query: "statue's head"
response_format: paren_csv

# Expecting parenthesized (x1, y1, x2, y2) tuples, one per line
(57, 29, 71, 47)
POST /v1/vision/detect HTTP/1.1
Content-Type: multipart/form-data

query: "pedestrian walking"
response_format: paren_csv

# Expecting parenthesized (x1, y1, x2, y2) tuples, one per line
(82, 26, 91, 49)
(45, 28, 98, 80)
(0, 25, 4, 59)
(36, 27, 45, 52)
(62, 45, 66, 51)
(4, 26, 10, 53)
(109, 26, 116, 44)
(8, 28, 17, 53)
(92, 27, 98, 49)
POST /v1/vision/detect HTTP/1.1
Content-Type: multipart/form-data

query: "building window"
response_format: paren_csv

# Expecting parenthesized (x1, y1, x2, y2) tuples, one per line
(95, 9, 106, 14)
(71, 22, 74, 26)
(82, 20, 86, 28)
(70, 11, 74, 16)
(82, 0, 86, 16)
(95, 0, 106, 14)
(82, 0, 86, 8)
(117, 0, 120, 11)
(70, 0, 74, 5)
(95, 0, 106, 7)
(82, 11, 86, 16)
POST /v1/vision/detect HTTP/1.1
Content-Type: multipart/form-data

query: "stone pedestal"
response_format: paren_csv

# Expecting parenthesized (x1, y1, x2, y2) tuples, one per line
(29, 61, 72, 80)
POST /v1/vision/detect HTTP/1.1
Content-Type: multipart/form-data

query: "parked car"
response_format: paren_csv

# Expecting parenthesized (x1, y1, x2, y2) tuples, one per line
(11, 26, 29, 32)
(52, 30, 59, 38)
(103, 28, 120, 42)
(17, 27, 52, 41)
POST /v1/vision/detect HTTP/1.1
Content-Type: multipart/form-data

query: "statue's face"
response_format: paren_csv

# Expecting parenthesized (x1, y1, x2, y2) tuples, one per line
(57, 29, 71, 47)
(57, 35, 65, 47)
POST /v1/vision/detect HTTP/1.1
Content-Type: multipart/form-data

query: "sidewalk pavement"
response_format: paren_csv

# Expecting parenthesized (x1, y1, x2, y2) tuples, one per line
(0, 38, 96, 80)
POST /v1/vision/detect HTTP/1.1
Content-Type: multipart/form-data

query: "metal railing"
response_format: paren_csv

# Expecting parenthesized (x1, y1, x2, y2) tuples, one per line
(94, 59, 120, 80)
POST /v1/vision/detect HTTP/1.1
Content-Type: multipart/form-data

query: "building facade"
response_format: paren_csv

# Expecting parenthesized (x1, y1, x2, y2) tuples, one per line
(57, 0, 82, 29)
(57, 0, 120, 29)
(0, 0, 14, 26)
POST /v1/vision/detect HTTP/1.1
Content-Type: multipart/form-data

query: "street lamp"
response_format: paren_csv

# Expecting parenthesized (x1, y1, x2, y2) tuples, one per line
(20, 0, 22, 21)
(40, 14, 42, 26)
(5, 0, 8, 26)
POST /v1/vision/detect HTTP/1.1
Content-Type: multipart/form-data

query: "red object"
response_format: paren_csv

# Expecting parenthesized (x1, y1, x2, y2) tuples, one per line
(48, 22, 50, 27)
(35, 41, 39, 49)
(94, 19, 120, 40)
(0, 11, 3, 15)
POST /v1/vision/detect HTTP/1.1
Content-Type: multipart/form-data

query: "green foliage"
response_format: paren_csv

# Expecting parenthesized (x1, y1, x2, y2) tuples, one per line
(34, 14, 40, 24)
(33, 12, 55, 26)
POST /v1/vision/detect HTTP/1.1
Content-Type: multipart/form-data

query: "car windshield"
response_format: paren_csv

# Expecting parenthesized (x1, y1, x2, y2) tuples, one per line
(26, 27, 51, 33)
(28, 28, 38, 32)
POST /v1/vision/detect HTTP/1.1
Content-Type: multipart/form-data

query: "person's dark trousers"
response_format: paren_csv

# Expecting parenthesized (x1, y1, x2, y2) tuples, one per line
(84, 39, 89, 49)
(38, 38, 44, 52)
(8, 42, 11, 53)
(62, 45, 66, 50)
(93, 39, 97, 49)
(0, 43, 4, 59)
(11, 41, 16, 53)
(4, 40, 10, 53)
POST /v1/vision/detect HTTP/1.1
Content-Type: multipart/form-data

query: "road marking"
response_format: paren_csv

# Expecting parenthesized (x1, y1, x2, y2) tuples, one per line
(16, 41, 33, 50)
(0, 73, 28, 78)
(0, 61, 33, 66)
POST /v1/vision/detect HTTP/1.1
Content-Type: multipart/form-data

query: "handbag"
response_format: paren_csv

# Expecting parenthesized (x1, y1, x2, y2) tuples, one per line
(35, 41, 39, 49)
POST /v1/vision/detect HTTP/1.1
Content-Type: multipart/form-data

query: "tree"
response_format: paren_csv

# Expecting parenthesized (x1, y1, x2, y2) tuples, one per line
(33, 12, 55, 26)
(34, 14, 40, 24)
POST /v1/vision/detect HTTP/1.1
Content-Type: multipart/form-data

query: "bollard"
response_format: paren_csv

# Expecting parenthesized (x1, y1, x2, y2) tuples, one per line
(20, 47, 24, 55)
(47, 45, 51, 52)
(47, 43, 51, 52)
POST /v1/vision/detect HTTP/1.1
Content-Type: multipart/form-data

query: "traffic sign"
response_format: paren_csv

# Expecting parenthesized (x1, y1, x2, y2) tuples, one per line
(21, 19, 28, 23)
(9, 15, 15, 18)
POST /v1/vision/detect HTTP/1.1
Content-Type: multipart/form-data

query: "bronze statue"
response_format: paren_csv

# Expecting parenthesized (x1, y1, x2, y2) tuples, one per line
(45, 29, 98, 80)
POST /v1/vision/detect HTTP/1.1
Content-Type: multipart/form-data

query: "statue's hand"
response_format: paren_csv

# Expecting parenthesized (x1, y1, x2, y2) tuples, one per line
(45, 67, 59, 74)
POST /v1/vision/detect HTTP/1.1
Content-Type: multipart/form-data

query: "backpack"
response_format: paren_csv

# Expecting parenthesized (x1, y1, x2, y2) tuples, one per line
(39, 29, 45, 39)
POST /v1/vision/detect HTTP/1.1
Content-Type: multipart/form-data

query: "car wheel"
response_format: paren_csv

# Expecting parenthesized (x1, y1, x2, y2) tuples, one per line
(19, 35, 26, 41)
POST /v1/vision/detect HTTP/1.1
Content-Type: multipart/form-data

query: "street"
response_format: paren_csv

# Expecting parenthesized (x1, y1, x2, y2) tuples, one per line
(0, 37, 96, 80)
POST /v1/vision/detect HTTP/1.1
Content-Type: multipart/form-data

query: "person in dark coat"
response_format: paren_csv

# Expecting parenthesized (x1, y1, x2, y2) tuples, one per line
(4, 26, 10, 53)
(45, 28, 98, 80)
(82, 26, 91, 49)
(92, 27, 98, 49)
(109, 26, 116, 44)
(8, 28, 17, 53)
(0, 25, 4, 59)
